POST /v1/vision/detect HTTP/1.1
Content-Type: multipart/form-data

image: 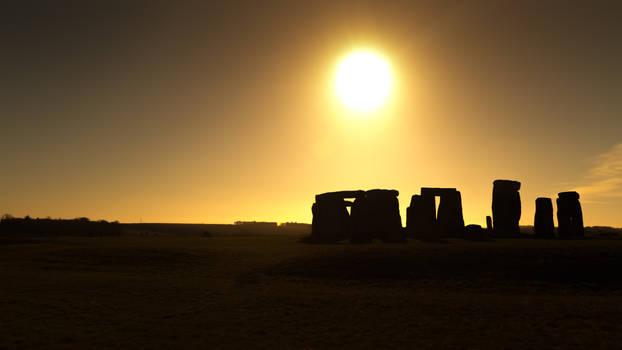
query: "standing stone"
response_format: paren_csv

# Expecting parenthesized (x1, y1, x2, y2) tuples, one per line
(492, 180, 521, 235)
(406, 194, 436, 238)
(534, 197, 554, 238)
(311, 197, 349, 242)
(311, 191, 364, 243)
(436, 190, 465, 237)
(408, 188, 464, 238)
(362, 189, 404, 243)
(350, 195, 372, 243)
(557, 191, 584, 238)
(486, 216, 493, 231)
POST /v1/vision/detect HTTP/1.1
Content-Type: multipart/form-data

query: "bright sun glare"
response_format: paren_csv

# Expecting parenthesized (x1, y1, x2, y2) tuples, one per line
(335, 50, 393, 112)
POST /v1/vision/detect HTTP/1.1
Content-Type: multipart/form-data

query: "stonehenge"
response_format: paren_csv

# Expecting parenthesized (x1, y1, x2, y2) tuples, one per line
(492, 180, 521, 235)
(557, 191, 584, 238)
(534, 197, 554, 238)
(311, 189, 403, 243)
(310, 181, 586, 243)
(406, 187, 464, 238)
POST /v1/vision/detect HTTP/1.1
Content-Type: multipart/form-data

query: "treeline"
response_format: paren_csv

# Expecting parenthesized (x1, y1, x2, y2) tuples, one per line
(0, 215, 123, 237)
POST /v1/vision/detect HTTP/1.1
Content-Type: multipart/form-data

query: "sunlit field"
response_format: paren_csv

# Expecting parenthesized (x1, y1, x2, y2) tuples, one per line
(1, 234, 621, 349)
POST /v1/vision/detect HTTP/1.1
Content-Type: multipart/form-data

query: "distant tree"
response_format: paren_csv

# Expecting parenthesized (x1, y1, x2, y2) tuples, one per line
(1, 214, 14, 221)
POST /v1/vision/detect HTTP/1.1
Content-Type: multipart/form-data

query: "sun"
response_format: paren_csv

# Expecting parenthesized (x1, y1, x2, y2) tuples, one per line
(335, 50, 393, 112)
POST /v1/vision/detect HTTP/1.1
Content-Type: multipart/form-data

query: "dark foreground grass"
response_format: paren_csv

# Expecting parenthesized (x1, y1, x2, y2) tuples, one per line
(1, 236, 621, 349)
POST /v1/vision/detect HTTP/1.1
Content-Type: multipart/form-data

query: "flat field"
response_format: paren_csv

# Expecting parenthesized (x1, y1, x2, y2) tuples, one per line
(1, 235, 621, 349)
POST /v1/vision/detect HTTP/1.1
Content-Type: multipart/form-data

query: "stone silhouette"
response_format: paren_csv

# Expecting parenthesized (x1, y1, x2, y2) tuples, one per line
(311, 184, 586, 243)
(405, 194, 435, 238)
(534, 197, 554, 238)
(311, 190, 364, 243)
(464, 224, 488, 241)
(492, 180, 521, 235)
(557, 191, 584, 238)
(351, 189, 404, 243)
(406, 187, 464, 238)
(311, 189, 403, 243)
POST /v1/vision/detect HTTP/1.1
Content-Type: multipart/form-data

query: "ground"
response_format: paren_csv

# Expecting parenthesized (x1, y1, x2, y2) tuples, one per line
(1, 235, 621, 349)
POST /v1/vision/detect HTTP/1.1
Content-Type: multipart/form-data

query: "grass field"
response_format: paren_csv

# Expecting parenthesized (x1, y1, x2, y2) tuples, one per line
(1, 235, 621, 349)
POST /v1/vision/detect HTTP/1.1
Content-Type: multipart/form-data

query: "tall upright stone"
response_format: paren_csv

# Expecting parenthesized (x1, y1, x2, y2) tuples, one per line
(311, 190, 364, 243)
(350, 195, 373, 243)
(436, 189, 465, 237)
(310, 189, 403, 244)
(486, 216, 493, 231)
(406, 194, 436, 238)
(311, 198, 348, 242)
(534, 197, 554, 238)
(362, 189, 404, 243)
(492, 180, 521, 235)
(557, 191, 584, 238)
(407, 188, 464, 238)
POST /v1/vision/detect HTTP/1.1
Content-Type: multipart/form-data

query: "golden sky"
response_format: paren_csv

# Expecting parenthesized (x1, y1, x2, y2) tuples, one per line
(2, 1, 621, 226)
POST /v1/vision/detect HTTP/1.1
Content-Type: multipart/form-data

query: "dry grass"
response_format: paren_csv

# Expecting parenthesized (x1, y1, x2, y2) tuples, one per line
(1, 236, 621, 349)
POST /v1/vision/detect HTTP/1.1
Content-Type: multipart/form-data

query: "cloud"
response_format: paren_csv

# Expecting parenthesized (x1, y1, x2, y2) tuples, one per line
(573, 178, 622, 198)
(588, 143, 622, 178)
(573, 143, 622, 199)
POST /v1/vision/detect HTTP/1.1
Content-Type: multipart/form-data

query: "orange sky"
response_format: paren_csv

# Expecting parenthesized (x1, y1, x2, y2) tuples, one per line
(2, 1, 621, 226)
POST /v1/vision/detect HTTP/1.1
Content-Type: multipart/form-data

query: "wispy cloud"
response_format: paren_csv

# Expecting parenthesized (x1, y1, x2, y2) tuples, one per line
(588, 143, 622, 178)
(573, 178, 622, 198)
(573, 143, 622, 199)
